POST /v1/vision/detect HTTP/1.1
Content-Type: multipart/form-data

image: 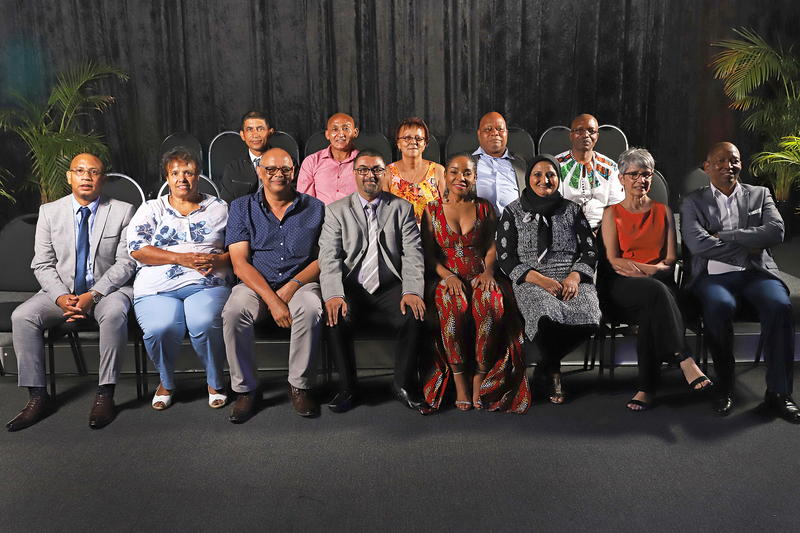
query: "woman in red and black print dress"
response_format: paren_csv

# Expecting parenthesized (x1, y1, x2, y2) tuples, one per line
(419, 152, 530, 413)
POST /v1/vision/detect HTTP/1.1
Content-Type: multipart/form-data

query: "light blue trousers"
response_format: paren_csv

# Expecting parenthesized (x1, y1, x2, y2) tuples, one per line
(134, 284, 231, 391)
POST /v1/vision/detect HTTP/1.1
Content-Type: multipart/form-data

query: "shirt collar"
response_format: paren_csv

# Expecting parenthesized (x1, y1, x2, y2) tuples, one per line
(257, 185, 301, 213)
(321, 146, 358, 163)
(710, 181, 742, 200)
(249, 151, 262, 165)
(358, 191, 383, 209)
(71, 195, 101, 216)
(473, 146, 513, 160)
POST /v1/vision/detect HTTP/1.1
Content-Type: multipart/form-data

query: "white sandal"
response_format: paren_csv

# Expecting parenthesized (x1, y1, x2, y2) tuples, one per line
(208, 391, 227, 409)
(152, 389, 173, 410)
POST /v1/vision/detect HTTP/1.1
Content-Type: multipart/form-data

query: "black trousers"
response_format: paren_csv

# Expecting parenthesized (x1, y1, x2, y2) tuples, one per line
(534, 317, 595, 374)
(325, 280, 424, 391)
(606, 272, 688, 394)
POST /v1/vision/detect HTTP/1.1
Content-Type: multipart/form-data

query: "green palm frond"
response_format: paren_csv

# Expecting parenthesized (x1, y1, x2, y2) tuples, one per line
(711, 28, 785, 101)
(0, 168, 16, 203)
(1, 60, 128, 203)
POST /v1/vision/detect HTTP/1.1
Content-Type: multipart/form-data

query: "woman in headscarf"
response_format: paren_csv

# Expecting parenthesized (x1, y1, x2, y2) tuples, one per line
(496, 154, 601, 404)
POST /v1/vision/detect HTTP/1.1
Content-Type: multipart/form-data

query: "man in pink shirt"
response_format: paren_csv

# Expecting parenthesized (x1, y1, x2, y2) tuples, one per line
(297, 113, 360, 204)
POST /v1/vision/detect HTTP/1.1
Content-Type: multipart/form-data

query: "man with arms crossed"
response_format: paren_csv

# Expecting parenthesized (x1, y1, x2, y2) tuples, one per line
(297, 112, 360, 205)
(223, 148, 326, 422)
(220, 110, 274, 204)
(7, 153, 135, 430)
(681, 142, 798, 422)
(319, 149, 428, 412)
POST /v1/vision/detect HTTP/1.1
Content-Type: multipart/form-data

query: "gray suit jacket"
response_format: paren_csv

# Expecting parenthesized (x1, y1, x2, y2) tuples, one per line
(32, 194, 137, 302)
(680, 183, 784, 287)
(318, 191, 424, 301)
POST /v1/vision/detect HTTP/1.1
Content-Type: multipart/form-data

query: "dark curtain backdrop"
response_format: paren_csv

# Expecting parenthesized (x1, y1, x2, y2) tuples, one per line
(1, 0, 799, 223)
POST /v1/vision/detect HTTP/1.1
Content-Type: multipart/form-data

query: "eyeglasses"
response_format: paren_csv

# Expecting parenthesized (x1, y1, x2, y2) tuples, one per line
(623, 171, 653, 181)
(259, 165, 294, 176)
(354, 166, 386, 177)
(570, 128, 598, 136)
(70, 168, 102, 178)
(399, 135, 426, 144)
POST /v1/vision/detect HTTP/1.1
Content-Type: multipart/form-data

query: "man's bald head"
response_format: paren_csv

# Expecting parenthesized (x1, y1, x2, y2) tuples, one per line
(326, 113, 358, 154)
(257, 147, 295, 197)
(67, 153, 105, 205)
(569, 114, 600, 154)
(704, 142, 741, 195)
(478, 112, 508, 157)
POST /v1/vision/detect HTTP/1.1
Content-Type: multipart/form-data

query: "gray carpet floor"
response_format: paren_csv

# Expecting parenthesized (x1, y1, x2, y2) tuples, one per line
(1, 364, 799, 533)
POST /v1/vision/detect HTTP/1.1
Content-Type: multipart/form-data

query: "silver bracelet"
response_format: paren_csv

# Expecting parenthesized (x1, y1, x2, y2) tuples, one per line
(444, 274, 457, 282)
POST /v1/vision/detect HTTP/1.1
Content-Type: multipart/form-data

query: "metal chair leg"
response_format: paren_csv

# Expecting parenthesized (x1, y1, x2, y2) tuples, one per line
(48, 335, 57, 398)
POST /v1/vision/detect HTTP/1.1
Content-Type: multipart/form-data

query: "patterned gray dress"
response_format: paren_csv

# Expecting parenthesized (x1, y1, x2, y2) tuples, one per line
(496, 198, 600, 341)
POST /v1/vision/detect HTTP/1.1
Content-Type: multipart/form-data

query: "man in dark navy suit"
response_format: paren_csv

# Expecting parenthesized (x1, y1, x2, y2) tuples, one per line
(220, 110, 274, 204)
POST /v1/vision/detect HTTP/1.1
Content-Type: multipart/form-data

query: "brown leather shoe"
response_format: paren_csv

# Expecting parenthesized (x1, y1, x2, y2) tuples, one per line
(6, 395, 56, 431)
(287, 384, 319, 417)
(229, 391, 259, 424)
(89, 394, 116, 429)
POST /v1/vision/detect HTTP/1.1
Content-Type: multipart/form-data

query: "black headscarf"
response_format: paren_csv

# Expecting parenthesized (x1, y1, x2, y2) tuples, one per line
(520, 154, 564, 258)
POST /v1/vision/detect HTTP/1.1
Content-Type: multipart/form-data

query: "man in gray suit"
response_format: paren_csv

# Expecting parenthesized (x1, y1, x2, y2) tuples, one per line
(6, 153, 136, 431)
(319, 148, 428, 412)
(681, 142, 798, 422)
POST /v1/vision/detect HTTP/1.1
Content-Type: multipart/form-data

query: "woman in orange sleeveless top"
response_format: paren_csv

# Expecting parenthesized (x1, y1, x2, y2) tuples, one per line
(600, 148, 711, 411)
(385, 117, 444, 226)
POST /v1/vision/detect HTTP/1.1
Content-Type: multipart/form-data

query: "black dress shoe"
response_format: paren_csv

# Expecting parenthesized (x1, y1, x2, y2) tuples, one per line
(229, 391, 259, 424)
(765, 390, 800, 424)
(713, 392, 734, 416)
(329, 390, 354, 413)
(6, 395, 56, 431)
(392, 385, 429, 410)
(89, 394, 116, 429)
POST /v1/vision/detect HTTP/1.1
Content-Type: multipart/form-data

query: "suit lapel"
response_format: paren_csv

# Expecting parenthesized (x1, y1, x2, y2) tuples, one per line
(348, 194, 368, 236)
(738, 185, 750, 228)
(91, 195, 110, 263)
(244, 157, 257, 179)
(377, 193, 392, 230)
(703, 187, 720, 226)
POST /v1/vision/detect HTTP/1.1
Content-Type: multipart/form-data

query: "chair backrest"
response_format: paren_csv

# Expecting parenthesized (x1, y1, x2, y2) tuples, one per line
(422, 134, 440, 163)
(353, 130, 393, 165)
(269, 131, 301, 166)
(445, 128, 479, 158)
(594, 125, 629, 162)
(537, 126, 571, 157)
(681, 166, 710, 200)
(104, 173, 146, 208)
(649, 170, 670, 206)
(208, 131, 248, 184)
(304, 131, 329, 159)
(160, 132, 204, 164)
(507, 127, 536, 163)
(158, 174, 220, 198)
(0, 214, 40, 292)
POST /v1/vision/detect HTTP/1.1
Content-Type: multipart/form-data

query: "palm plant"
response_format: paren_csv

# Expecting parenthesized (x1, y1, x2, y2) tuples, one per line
(0, 61, 128, 203)
(710, 28, 800, 201)
(0, 167, 14, 203)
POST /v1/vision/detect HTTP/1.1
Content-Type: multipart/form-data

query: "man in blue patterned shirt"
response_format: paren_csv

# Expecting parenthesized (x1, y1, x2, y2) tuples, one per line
(223, 148, 326, 422)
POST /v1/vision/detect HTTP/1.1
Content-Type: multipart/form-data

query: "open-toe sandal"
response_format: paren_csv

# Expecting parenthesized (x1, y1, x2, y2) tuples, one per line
(152, 389, 173, 410)
(626, 398, 649, 411)
(209, 391, 227, 408)
(688, 375, 713, 392)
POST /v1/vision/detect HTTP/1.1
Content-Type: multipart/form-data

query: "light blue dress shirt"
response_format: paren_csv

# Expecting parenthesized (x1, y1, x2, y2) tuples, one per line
(473, 147, 520, 216)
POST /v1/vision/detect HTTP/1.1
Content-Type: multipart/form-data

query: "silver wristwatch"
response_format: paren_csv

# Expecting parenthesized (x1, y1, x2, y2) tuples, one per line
(89, 290, 103, 304)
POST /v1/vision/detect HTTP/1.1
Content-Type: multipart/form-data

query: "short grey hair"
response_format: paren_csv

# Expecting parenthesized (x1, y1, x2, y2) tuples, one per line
(617, 147, 655, 175)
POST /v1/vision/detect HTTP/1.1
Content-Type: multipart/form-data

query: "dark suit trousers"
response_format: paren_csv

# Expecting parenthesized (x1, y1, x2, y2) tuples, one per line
(606, 272, 688, 394)
(694, 271, 794, 394)
(326, 280, 423, 391)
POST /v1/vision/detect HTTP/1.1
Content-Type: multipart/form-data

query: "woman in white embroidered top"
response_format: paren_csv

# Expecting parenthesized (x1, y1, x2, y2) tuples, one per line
(127, 147, 233, 411)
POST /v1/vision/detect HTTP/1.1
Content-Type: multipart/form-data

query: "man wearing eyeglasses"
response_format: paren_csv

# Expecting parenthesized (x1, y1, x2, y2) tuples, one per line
(297, 112, 360, 205)
(556, 114, 624, 229)
(220, 110, 275, 204)
(319, 148, 428, 412)
(473, 112, 527, 216)
(7, 153, 136, 431)
(681, 142, 798, 422)
(223, 148, 326, 422)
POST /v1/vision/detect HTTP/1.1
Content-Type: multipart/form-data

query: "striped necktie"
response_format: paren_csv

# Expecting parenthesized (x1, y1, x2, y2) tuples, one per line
(254, 157, 261, 171)
(361, 203, 380, 294)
